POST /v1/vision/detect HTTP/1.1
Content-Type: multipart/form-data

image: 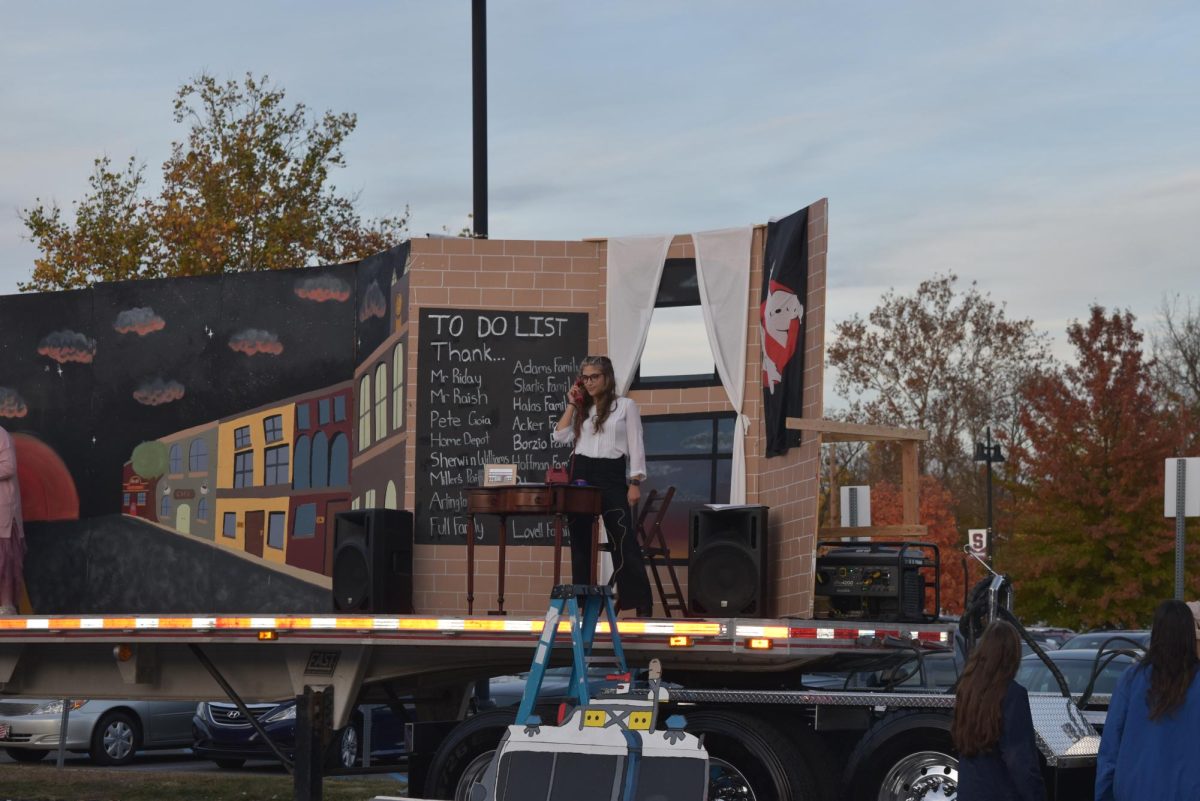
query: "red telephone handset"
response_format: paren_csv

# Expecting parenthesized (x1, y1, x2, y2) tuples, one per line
(570, 378, 585, 407)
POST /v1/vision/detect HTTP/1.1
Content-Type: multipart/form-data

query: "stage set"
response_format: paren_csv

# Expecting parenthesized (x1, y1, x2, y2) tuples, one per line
(1, 201, 855, 619)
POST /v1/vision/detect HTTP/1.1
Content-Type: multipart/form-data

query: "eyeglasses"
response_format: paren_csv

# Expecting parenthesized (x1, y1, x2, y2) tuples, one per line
(580, 373, 604, 383)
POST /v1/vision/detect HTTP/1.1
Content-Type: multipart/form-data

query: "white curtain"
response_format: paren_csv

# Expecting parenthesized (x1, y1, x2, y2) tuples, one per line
(693, 227, 754, 504)
(606, 234, 673, 394)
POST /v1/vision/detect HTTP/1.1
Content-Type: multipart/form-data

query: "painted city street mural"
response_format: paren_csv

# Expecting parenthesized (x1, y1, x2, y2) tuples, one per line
(0, 245, 410, 613)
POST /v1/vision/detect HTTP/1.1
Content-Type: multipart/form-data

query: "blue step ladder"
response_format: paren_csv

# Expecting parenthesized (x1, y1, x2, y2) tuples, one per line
(515, 584, 629, 725)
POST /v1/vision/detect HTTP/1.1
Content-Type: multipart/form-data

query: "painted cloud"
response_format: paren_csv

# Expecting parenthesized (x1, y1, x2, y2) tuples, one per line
(133, 378, 185, 406)
(114, 307, 166, 336)
(0, 387, 28, 418)
(359, 280, 386, 321)
(228, 329, 284, 356)
(37, 330, 97, 364)
(295, 275, 351, 303)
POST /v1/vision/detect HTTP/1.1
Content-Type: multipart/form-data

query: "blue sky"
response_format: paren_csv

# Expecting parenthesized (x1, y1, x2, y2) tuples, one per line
(2, 1, 1198, 373)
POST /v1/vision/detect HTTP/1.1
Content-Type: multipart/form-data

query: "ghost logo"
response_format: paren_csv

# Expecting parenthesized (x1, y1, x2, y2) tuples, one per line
(760, 278, 804, 394)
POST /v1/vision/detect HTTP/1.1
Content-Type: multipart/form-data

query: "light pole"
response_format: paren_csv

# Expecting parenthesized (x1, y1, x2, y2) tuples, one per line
(974, 426, 1005, 561)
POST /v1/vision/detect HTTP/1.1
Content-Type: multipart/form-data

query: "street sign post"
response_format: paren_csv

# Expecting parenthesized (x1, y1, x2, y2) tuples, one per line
(1165, 458, 1200, 601)
(968, 528, 989, 558)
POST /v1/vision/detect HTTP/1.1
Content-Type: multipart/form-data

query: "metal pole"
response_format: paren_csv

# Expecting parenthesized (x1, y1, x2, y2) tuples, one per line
(471, 0, 488, 238)
(55, 700, 71, 768)
(985, 426, 994, 562)
(1176, 459, 1187, 601)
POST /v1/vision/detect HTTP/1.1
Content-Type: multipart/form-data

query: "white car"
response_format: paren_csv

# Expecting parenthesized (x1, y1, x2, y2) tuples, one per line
(0, 698, 196, 765)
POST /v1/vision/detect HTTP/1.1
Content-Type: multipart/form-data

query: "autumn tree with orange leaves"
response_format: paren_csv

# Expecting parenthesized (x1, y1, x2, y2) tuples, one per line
(1004, 306, 1197, 630)
(870, 475, 969, 614)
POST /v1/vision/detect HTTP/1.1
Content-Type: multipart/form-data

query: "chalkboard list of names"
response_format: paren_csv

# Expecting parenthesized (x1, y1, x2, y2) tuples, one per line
(415, 308, 587, 545)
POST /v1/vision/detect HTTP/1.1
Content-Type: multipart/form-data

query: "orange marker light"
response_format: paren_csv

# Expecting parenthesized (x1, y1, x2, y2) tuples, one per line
(257, 631, 278, 641)
(668, 635, 693, 647)
(747, 638, 773, 650)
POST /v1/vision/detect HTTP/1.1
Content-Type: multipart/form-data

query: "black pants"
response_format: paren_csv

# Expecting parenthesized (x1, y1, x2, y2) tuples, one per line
(568, 455, 652, 613)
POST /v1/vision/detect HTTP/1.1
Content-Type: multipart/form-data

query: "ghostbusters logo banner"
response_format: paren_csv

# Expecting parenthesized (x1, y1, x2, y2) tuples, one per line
(760, 207, 809, 456)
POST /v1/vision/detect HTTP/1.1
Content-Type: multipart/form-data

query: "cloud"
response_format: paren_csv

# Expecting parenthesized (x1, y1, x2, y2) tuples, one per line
(133, 378, 185, 406)
(0, 387, 28, 418)
(359, 280, 386, 321)
(113, 306, 166, 336)
(37, 330, 96, 364)
(295, 275, 351, 303)
(228, 328, 284, 356)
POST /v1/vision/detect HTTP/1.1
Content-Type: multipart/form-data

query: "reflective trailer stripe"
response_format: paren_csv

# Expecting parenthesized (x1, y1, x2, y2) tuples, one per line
(734, 625, 789, 638)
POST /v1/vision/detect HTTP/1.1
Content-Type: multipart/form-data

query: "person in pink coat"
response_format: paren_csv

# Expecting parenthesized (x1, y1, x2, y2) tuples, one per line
(0, 425, 25, 615)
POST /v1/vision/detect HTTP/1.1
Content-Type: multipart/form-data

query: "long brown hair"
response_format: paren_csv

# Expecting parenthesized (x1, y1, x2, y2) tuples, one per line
(953, 619, 1022, 757)
(572, 356, 618, 440)
(1142, 599, 1199, 720)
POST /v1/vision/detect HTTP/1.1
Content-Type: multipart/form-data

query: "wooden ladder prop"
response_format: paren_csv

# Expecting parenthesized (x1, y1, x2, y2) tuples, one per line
(635, 487, 688, 617)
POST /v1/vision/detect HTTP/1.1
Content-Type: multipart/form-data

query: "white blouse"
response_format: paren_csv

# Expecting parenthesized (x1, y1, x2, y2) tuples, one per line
(552, 396, 647, 480)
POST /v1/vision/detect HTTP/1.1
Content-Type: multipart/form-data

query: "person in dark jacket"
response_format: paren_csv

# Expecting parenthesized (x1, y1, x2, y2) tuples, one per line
(1095, 599, 1200, 800)
(953, 619, 1045, 801)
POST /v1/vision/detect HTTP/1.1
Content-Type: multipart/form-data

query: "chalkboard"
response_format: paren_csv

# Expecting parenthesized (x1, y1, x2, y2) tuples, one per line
(415, 308, 588, 545)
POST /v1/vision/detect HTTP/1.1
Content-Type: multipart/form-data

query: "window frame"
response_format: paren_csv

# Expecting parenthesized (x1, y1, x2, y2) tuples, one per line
(233, 450, 254, 488)
(630, 258, 721, 390)
(264, 443, 290, 486)
(263, 414, 284, 444)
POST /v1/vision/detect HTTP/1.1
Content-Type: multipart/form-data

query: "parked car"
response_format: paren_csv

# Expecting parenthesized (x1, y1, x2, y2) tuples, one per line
(1025, 627, 1075, 652)
(1015, 648, 1138, 731)
(192, 699, 409, 769)
(0, 698, 196, 765)
(1059, 630, 1151, 651)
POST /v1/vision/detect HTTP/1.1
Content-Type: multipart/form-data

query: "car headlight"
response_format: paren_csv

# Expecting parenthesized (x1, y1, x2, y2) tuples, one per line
(262, 705, 296, 723)
(32, 699, 88, 715)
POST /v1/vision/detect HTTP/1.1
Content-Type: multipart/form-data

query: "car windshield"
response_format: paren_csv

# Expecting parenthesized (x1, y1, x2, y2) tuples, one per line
(1060, 631, 1149, 651)
(1016, 654, 1133, 695)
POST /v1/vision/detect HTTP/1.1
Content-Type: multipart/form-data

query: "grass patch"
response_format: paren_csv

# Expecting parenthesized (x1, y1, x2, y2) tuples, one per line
(0, 764, 407, 801)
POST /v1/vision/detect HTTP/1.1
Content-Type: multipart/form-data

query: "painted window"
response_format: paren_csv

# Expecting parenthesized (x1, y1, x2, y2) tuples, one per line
(234, 451, 254, 488)
(123, 493, 131, 507)
(267, 512, 286, 550)
(137, 492, 146, 506)
(296, 402, 311, 430)
(392, 344, 405, 431)
(641, 412, 735, 561)
(358, 375, 372, 451)
(633, 258, 720, 389)
(169, 444, 182, 474)
(264, 444, 290, 486)
(189, 439, 208, 472)
(312, 431, 329, 488)
(351, 497, 361, 510)
(333, 394, 346, 422)
(319, 398, 331, 425)
(160, 495, 171, 518)
(385, 480, 398, 510)
(292, 503, 317, 539)
(374, 363, 388, 442)
(197, 498, 209, 521)
(294, 435, 311, 490)
(234, 425, 251, 449)
(365, 488, 377, 509)
(329, 433, 349, 486)
(264, 414, 284, 444)
(222, 512, 237, 539)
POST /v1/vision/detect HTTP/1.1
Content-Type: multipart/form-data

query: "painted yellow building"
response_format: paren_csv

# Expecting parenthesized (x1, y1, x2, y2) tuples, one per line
(215, 403, 296, 567)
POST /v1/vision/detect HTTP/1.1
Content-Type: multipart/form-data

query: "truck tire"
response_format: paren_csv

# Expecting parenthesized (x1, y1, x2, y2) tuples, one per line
(424, 709, 516, 801)
(89, 709, 141, 766)
(684, 710, 820, 801)
(843, 710, 957, 801)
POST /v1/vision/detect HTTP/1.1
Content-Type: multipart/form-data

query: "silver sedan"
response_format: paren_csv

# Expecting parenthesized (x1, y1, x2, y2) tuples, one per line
(0, 698, 196, 765)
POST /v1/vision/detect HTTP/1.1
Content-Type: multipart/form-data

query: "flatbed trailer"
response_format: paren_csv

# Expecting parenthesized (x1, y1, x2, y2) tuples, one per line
(0, 609, 1101, 801)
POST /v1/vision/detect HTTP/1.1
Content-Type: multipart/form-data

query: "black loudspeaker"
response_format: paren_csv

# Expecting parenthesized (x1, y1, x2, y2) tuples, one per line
(332, 509, 414, 613)
(689, 506, 770, 617)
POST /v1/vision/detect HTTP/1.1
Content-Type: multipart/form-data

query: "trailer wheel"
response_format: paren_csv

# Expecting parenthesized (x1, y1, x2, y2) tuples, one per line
(424, 709, 516, 801)
(685, 710, 820, 800)
(844, 710, 958, 801)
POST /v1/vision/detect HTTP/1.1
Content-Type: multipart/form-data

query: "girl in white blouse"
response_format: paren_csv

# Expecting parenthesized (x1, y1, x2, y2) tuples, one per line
(552, 356, 653, 616)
